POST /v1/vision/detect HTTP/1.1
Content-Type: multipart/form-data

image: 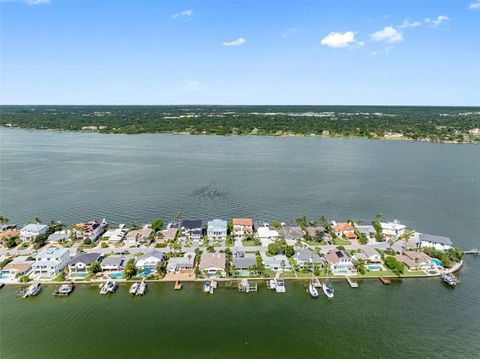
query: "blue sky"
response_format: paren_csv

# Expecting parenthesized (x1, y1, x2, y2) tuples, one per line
(1, 0, 479, 105)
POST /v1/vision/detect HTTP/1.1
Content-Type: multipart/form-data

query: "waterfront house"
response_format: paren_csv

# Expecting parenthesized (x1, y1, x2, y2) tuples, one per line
(32, 248, 70, 276)
(207, 219, 228, 241)
(280, 226, 305, 242)
(404, 251, 433, 269)
(304, 226, 325, 239)
(359, 247, 382, 263)
(293, 248, 325, 270)
(47, 230, 71, 243)
(180, 219, 203, 242)
(159, 227, 178, 243)
(74, 220, 107, 241)
(394, 254, 417, 270)
(135, 250, 166, 269)
(125, 227, 154, 246)
(67, 253, 102, 274)
(419, 233, 453, 251)
(100, 255, 132, 272)
(332, 222, 357, 240)
(232, 251, 257, 273)
(20, 223, 48, 242)
(261, 253, 292, 272)
(324, 250, 355, 275)
(166, 253, 195, 273)
(1, 256, 33, 278)
(199, 252, 226, 277)
(103, 224, 129, 243)
(257, 225, 279, 245)
(232, 218, 254, 237)
(381, 220, 406, 239)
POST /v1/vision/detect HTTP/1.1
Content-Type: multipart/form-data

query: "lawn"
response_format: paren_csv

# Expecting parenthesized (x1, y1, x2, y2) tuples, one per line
(242, 240, 259, 247)
(333, 238, 352, 245)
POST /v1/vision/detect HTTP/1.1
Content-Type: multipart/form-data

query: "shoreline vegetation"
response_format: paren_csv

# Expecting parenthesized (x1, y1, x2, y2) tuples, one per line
(1, 105, 479, 144)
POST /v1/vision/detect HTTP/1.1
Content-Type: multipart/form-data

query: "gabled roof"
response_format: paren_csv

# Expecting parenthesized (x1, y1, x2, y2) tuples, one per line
(333, 222, 355, 232)
(36, 247, 69, 259)
(232, 254, 257, 269)
(324, 250, 351, 264)
(294, 248, 323, 263)
(137, 250, 166, 261)
(181, 219, 202, 229)
(362, 247, 380, 258)
(21, 223, 48, 232)
(68, 252, 102, 266)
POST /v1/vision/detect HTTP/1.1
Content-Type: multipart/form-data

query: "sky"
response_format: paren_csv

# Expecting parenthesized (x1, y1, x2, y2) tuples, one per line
(0, 0, 479, 106)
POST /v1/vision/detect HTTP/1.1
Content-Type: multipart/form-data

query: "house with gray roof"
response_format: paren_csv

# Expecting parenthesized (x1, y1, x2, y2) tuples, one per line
(20, 223, 48, 242)
(261, 253, 291, 272)
(135, 250, 166, 269)
(279, 227, 305, 242)
(167, 253, 195, 273)
(100, 255, 132, 272)
(293, 248, 325, 269)
(232, 251, 257, 271)
(47, 230, 71, 243)
(419, 233, 453, 251)
(68, 252, 102, 273)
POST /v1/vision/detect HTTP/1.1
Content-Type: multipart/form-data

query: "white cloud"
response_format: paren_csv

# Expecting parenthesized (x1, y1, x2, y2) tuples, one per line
(282, 28, 298, 38)
(469, 1, 480, 10)
(222, 37, 246, 47)
(370, 26, 403, 43)
(172, 9, 193, 19)
(425, 15, 450, 27)
(398, 20, 422, 29)
(320, 31, 357, 48)
(180, 81, 203, 92)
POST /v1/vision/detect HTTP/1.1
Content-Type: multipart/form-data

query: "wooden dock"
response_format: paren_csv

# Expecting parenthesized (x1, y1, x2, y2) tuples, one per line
(464, 248, 479, 255)
(346, 277, 359, 288)
(238, 279, 258, 293)
(174, 280, 182, 290)
(379, 277, 391, 285)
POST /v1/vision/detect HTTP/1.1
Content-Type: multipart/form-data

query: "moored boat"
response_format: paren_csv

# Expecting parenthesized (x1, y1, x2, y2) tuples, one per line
(308, 282, 319, 298)
(53, 282, 75, 296)
(23, 282, 41, 298)
(322, 282, 334, 299)
(136, 279, 147, 296)
(100, 280, 117, 295)
(203, 281, 211, 293)
(442, 273, 459, 286)
(129, 282, 139, 295)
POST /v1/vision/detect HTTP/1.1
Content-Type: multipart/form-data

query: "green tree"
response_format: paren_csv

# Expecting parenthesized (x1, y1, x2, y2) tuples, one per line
(384, 256, 405, 276)
(271, 221, 282, 229)
(88, 261, 102, 275)
(151, 218, 164, 232)
(296, 216, 307, 229)
(267, 242, 281, 256)
(124, 259, 137, 279)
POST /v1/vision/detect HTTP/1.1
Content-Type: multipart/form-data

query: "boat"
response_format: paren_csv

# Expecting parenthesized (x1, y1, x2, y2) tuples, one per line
(308, 282, 319, 298)
(275, 279, 286, 293)
(442, 273, 459, 286)
(136, 279, 147, 296)
(129, 282, 139, 295)
(267, 279, 276, 290)
(53, 282, 75, 296)
(322, 282, 334, 299)
(23, 282, 41, 298)
(100, 281, 117, 295)
(203, 281, 211, 293)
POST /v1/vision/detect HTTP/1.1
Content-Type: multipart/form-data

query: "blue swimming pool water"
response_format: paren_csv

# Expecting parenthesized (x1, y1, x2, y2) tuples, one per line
(140, 268, 155, 277)
(431, 258, 443, 267)
(109, 272, 124, 278)
(70, 273, 88, 278)
(367, 265, 383, 271)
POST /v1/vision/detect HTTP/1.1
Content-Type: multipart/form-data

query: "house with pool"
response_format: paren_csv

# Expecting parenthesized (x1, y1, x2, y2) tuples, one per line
(419, 233, 453, 251)
(324, 249, 355, 275)
(232, 251, 257, 275)
(135, 250, 166, 274)
(67, 252, 102, 277)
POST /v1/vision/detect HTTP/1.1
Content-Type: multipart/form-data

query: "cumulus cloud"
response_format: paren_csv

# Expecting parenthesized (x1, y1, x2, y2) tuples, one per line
(370, 26, 403, 43)
(398, 20, 422, 29)
(320, 31, 357, 48)
(172, 9, 193, 19)
(222, 37, 246, 47)
(469, 1, 480, 10)
(425, 15, 450, 27)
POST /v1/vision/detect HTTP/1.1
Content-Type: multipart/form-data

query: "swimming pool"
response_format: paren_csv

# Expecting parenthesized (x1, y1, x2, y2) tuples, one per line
(70, 272, 88, 278)
(431, 258, 444, 267)
(367, 265, 383, 271)
(109, 272, 124, 278)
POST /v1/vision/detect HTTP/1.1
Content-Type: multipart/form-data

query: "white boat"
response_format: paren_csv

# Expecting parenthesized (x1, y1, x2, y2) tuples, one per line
(308, 282, 319, 298)
(129, 282, 139, 295)
(203, 281, 211, 293)
(100, 281, 117, 295)
(442, 273, 459, 286)
(275, 279, 286, 293)
(136, 280, 147, 296)
(322, 282, 334, 299)
(53, 283, 74, 296)
(23, 282, 41, 298)
(267, 279, 276, 290)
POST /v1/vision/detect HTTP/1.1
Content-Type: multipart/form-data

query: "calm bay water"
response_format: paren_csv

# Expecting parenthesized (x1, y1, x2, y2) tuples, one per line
(1, 128, 479, 358)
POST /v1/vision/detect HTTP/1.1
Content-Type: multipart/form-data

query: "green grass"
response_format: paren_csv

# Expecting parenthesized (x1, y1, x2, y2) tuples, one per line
(361, 270, 396, 277)
(279, 271, 296, 278)
(333, 238, 352, 245)
(241, 240, 259, 247)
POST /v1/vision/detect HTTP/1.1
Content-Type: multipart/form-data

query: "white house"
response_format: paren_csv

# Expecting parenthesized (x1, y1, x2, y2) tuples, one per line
(257, 226, 279, 245)
(198, 252, 226, 277)
(293, 248, 325, 270)
(324, 250, 355, 275)
(381, 220, 406, 239)
(135, 250, 166, 269)
(125, 227, 154, 246)
(103, 224, 128, 243)
(166, 253, 195, 273)
(47, 230, 71, 243)
(100, 255, 132, 272)
(353, 247, 382, 263)
(20, 224, 48, 242)
(207, 219, 227, 241)
(32, 248, 70, 276)
(419, 233, 453, 251)
(261, 253, 291, 272)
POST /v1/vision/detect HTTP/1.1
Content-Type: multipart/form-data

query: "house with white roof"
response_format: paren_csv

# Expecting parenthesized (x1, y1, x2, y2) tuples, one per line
(207, 219, 227, 241)
(135, 250, 166, 269)
(261, 253, 291, 272)
(257, 226, 279, 245)
(166, 253, 195, 273)
(20, 223, 48, 242)
(47, 230, 71, 243)
(100, 255, 132, 272)
(381, 220, 406, 239)
(125, 227, 154, 246)
(352, 247, 381, 263)
(419, 233, 453, 251)
(32, 248, 70, 276)
(103, 224, 128, 243)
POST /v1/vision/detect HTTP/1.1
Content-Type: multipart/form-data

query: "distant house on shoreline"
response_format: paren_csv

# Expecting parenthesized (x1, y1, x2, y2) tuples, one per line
(232, 218, 254, 238)
(20, 223, 48, 242)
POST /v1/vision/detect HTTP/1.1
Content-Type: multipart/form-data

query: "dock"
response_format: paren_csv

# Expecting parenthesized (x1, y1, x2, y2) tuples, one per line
(346, 277, 359, 288)
(379, 277, 391, 285)
(174, 280, 182, 290)
(238, 279, 257, 293)
(464, 248, 479, 255)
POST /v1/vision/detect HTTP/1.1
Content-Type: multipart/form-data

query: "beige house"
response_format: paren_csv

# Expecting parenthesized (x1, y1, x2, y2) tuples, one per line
(199, 252, 226, 277)
(125, 228, 153, 246)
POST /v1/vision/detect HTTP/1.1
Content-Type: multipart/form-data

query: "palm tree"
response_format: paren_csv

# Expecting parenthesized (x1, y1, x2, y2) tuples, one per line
(0, 216, 9, 225)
